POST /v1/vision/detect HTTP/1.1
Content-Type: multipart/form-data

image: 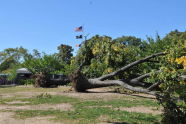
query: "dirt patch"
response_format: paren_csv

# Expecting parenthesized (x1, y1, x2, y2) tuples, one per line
(60, 91, 139, 101)
(0, 92, 40, 98)
(0, 94, 15, 98)
(5, 101, 30, 104)
(114, 106, 162, 115)
(131, 93, 156, 99)
(0, 103, 73, 111)
(97, 115, 110, 123)
(86, 105, 112, 109)
(87, 87, 114, 92)
(0, 112, 63, 124)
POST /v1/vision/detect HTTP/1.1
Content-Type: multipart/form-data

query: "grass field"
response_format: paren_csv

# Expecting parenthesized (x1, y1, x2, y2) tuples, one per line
(0, 85, 162, 124)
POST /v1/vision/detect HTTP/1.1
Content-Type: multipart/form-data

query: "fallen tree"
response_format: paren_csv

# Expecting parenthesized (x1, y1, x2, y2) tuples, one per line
(70, 31, 186, 124)
(70, 52, 167, 95)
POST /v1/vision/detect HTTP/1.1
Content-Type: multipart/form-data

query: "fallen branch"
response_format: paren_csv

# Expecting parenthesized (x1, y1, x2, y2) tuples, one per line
(98, 52, 166, 81)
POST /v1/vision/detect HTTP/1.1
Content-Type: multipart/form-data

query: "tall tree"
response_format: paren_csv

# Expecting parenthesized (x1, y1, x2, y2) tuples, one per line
(0, 47, 28, 72)
(57, 44, 73, 64)
(113, 36, 142, 46)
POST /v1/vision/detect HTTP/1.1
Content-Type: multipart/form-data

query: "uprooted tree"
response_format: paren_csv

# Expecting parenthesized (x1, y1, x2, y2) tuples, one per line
(70, 52, 165, 95)
(70, 31, 186, 124)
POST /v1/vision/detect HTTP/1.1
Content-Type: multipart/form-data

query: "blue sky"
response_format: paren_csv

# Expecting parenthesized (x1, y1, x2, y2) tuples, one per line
(0, 0, 186, 55)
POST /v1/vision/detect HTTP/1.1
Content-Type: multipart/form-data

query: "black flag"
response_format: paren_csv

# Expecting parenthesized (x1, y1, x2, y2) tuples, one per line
(76, 35, 83, 39)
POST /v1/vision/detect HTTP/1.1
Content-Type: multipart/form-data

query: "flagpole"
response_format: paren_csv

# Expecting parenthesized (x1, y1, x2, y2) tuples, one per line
(84, 35, 87, 48)
(84, 33, 90, 49)
(74, 25, 89, 70)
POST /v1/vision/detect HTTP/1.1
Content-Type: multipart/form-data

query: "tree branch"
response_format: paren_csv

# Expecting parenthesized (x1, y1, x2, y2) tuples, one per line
(129, 70, 161, 85)
(98, 52, 166, 81)
(87, 79, 156, 95)
(147, 82, 162, 91)
(180, 75, 186, 81)
(147, 75, 186, 91)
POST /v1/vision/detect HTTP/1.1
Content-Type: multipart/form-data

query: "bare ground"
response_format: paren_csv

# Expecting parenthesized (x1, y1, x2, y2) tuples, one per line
(0, 103, 73, 111)
(114, 106, 162, 115)
(0, 112, 63, 124)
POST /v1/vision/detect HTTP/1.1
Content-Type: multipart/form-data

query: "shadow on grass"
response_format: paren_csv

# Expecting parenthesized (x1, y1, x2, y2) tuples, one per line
(84, 90, 156, 99)
(121, 93, 156, 99)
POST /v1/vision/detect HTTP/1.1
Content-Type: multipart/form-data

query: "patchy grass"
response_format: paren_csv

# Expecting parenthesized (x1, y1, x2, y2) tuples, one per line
(0, 93, 158, 107)
(75, 99, 159, 108)
(14, 107, 160, 124)
(10, 94, 160, 123)
(0, 94, 78, 106)
(0, 86, 161, 124)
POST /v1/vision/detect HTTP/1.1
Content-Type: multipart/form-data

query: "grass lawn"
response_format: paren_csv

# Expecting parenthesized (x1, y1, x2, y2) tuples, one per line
(0, 85, 162, 124)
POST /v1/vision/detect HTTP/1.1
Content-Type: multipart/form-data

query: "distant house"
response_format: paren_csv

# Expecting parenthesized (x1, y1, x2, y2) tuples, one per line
(16, 68, 32, 79)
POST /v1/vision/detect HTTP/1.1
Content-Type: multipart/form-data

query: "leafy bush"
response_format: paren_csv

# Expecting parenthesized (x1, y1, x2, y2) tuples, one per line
(18, 79, 35, 85)
(151, 32, 186, 123)
(23, 55, 65, 87)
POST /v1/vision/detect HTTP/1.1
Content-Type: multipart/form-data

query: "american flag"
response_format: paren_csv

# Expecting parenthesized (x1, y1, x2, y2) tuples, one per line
(75, 26, 83, 32)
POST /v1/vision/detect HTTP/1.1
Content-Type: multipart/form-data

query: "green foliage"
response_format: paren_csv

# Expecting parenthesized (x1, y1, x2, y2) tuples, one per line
(151, 30, 186, 124)
(0, 47, 29, 72)
(75, 35, 146, 78)
(56, 44, 73, 64)
(18, 79, 35, 85)
(0, 47, 28, 64)
(0, 57, 17, 72)
(23, 54, 63, 75)
(23, 54, 65, 87)
(113, 35, 142, 46)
